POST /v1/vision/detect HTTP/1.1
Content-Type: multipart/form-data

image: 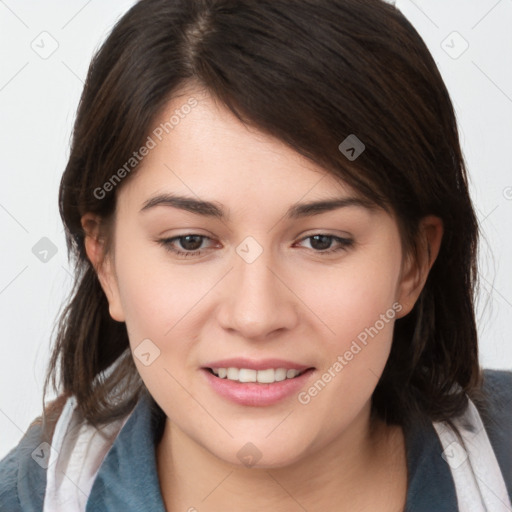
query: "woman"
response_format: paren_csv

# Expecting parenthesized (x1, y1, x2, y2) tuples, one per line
(1, 0, 511, 510)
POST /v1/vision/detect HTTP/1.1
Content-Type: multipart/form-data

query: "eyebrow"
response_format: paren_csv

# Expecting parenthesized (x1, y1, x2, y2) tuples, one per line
(139, 193, 375, 220)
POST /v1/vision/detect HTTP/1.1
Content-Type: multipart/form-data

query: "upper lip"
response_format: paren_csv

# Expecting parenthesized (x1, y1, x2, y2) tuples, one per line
(202, 358, 314, 371)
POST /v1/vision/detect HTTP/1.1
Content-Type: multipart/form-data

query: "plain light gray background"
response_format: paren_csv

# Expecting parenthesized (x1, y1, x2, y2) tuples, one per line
(1, 0, 511, 459)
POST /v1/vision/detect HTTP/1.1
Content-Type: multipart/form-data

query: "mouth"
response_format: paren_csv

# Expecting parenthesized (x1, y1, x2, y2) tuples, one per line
(201, 365, 316, 406)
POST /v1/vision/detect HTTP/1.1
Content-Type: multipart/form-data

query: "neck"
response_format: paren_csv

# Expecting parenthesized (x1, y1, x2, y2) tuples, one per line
(156, 404, 407, 512)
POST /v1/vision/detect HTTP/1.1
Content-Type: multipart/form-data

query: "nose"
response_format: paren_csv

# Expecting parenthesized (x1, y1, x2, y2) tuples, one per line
(216, 246, 299, 340)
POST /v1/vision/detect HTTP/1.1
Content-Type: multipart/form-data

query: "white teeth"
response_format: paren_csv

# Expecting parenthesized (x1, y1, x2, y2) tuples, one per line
(238, 369, 257, 382)
(210, 367, 305, 383)
(274, 368, 287, 381)
(227, 367, 239, 380)
(256, 369, 275, 383)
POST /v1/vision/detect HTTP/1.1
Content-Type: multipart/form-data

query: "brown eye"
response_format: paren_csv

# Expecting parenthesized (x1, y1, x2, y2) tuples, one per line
(158, 234, 214, 258)
(176, 235, 204, 251)
(297, 234, 354, 254)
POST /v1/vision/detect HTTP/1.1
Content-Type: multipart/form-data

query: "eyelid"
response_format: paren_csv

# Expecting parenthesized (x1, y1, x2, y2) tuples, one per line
(157, 232, 354, 259)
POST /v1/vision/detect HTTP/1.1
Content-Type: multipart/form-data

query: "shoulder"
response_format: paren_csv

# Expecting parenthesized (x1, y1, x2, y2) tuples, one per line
(476, 368, 512, 497)
(478, 368, 512, 426)
(0, 421, 47, 511)
(482, 367, 512, 391)
(0, 443, 22, 511)
(0, 394, 69, 511)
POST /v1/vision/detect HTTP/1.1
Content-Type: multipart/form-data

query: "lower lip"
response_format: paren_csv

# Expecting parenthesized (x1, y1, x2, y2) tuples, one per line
(201, 368, 315, 406)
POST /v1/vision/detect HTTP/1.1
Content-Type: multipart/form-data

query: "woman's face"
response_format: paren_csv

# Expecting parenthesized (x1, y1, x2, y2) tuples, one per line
(87, 87, 438, 468)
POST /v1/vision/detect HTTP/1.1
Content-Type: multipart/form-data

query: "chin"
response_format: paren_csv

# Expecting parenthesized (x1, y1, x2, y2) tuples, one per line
(213, 440, 307, 470)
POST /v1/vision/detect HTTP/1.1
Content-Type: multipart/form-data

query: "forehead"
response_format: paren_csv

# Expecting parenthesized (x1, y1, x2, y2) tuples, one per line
(118, 87, 365, 215)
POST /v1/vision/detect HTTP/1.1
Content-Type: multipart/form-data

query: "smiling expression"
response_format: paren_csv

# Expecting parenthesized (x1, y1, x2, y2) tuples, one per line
(84, 85, 437, 468)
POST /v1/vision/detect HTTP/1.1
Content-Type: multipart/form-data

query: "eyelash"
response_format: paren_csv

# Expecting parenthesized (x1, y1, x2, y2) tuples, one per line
(157, 234, 354, 258)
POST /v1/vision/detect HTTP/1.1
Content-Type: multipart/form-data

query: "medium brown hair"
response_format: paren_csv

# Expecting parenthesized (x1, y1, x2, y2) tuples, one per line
(42, 0, 485, 439)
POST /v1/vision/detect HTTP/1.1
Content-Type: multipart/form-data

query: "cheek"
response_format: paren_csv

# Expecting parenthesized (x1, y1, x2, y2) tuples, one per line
(302, 248, 402, 350)
(294, 245, 402, 416)
(114, 254, 203, 400)
(113, 239, 221, 382)
(113, 229, 200, 333)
